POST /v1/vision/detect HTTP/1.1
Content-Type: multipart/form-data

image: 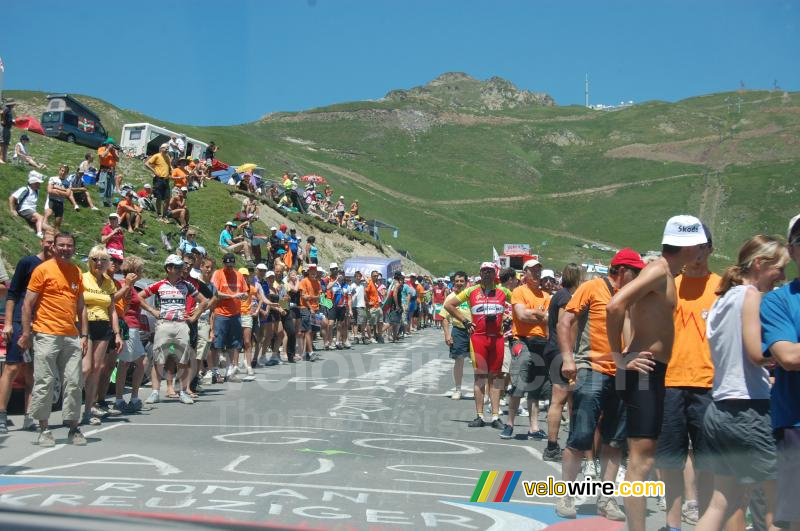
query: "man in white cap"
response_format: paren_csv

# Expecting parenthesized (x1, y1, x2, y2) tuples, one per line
(606, 215, 707, 531)
(9, 171, 48, 238)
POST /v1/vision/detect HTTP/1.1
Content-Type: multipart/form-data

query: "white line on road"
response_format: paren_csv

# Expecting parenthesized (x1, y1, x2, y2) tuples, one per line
(7, 424, 123, 468)
(302, 416, 414, 426)
(0, 473, 555, 506)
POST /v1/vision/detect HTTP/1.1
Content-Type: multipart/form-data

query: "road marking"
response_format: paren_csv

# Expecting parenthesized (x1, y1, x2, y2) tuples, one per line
(300, 416, 414, 426)
(214, 430, 326, 445)
(0, 473, 555, 506)
(386, 464, 484, 480)
(21, 453, 181, 476)
(7, 424, 123, 468)
(223, 456, 335, 477)
(353, 438, 481, 455)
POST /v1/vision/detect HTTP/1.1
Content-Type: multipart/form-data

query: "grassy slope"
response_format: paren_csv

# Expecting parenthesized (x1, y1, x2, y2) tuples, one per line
(5, 88, 798, 274)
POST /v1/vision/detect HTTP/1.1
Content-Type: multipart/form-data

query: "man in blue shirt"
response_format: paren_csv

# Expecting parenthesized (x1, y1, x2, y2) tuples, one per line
(287, 228, 301, 270)
(219, 221, 251, 260)
(760, 212, 800, 529)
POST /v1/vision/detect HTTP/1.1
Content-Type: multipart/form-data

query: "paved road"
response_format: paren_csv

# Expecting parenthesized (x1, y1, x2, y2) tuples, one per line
(0, 329, 670, 530)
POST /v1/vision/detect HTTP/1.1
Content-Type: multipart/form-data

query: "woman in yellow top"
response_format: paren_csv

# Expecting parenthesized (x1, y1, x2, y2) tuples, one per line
(80, 245, 121, 426)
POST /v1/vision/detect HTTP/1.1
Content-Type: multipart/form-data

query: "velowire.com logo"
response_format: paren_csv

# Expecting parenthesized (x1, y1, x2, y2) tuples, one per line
(470, 471, 521, 502)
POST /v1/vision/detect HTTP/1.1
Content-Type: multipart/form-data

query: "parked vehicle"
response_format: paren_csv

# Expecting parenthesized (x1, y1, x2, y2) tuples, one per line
(120, 122, 207, 160)
(41, 94, 109, 148)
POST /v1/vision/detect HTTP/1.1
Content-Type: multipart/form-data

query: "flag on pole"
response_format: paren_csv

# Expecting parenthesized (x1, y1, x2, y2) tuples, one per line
(0, 55, 5, 101)
(492, 247, 500, 263)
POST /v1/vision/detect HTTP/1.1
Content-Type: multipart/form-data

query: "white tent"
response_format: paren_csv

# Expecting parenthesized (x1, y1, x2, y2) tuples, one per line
(120, 123, 208, 159)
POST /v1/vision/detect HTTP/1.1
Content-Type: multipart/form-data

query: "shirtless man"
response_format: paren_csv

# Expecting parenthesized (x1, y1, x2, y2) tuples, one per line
(605, 215, 707, 531)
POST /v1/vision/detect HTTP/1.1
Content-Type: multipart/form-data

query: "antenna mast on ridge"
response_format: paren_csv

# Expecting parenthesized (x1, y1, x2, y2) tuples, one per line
(585, 74, 589, 108)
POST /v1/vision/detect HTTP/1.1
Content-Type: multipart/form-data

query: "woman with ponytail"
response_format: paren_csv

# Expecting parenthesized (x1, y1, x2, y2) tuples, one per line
(696, 235, 789, 531)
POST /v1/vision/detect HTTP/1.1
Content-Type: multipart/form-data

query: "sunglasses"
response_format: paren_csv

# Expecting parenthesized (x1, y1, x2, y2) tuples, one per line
(91, 257, 109, 263)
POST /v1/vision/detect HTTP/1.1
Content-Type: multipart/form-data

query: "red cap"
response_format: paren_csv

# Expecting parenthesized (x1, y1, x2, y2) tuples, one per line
(280, 224, 287, 232)
(611, 248, 645, 270)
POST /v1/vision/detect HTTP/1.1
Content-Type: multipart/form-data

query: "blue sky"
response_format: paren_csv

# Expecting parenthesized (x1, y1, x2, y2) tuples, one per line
(1, 0, 797, 125)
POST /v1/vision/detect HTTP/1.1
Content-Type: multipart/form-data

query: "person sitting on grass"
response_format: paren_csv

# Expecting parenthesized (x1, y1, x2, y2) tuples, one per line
(168, 186, 190, 229)
(65, 166, 100, 211)
(13, 134, 46, 169)
(9, 171, 49, 238)
(44, 164, 81, 232)
(117, 190, 143, 233)
(219, 221, 251, 260)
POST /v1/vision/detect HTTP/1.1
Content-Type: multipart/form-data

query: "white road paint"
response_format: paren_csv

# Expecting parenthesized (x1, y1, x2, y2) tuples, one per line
(439, 500, 547, 531)
(352, 438, 482, 455)
(300, 416, 414, 426)
(329, 396, 391, 420)
(223, 455, 335, 477)
(7, 424, 123, 468)
(386, 464, 485, 480)
(21, 453, 181, 476)
(214, 430, 326, 445)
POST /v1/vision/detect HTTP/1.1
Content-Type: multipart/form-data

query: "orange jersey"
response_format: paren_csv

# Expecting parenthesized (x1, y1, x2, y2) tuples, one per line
(564, 277, 616, 376)
(97, 145, 118, 169)
(366, 280, 381, 308)
(666, 273, 721, 388)
(27, 258, 83, 336)
(511, 284, 551, 338)
(240, 283, 257, 315)
(211, 268, 247, 317)
(299, 277, 322, 312)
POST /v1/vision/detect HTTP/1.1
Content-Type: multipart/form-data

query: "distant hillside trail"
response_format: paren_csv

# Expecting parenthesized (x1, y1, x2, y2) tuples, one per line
(301, 157, 703, 206)
(471, 213, 620, 248)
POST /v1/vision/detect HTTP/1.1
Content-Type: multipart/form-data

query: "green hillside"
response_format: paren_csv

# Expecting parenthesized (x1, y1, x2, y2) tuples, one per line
(4, 74, 799, 274)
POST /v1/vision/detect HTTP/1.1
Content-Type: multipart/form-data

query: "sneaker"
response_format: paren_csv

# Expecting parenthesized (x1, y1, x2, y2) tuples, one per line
(371, 338, 379, 344)
(68, 428, 87, 446)
(91, 405, 108, 418)
(682, 499, 699, 525)
(490, 418, 505, 430)
(179, 391, 194, 404)
(597, 495, 626, 521)
(22, 415, 37, 431)
(243, 368, 256, 381)
(145, 390, 160, 404)
(213, 373, 226, 384)
(335, 343, 343, 350)
(37, 429, 56, 447)
(257, 355, 267, 367)
(113, 399, 127, 414)
(91, 206, 100, 211)
(0, 417, 7, 435)
(467, 416, 486, 428)
(543, 445, 563, 462)
(266, 359, 280, 366)
(74, 205, 80, 211)
(201, 371, 213, 385)
(500, 425, 514, 439)
(583, 459, 598, 478)
(451, 390, 462, 400)
(227, 374, 241, 383)
(519, 407, 530, 417)
(528, 429, 547, 440)
(500, 396, 508, 407)
(656, 495, 667, 511)
(36, 231, 44, 239)
(555, 496, 577, 519)
(128, 397, 143, 412)
(343, 341, 351, 349)
(88, 416, 102, 426)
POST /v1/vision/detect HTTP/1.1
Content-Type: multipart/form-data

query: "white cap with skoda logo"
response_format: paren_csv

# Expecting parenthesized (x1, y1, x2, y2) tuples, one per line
(662, 215, 707, 247)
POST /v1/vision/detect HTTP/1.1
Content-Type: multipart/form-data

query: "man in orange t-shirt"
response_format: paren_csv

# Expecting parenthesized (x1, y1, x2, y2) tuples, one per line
(655, 225, 719, 529)
(19, 232, 87, 446)
(97, 139, 120, 206)
(555, 248, 644, 521)
(171, 159, 189, 189)
(117, 190, 143, 232)
(365, 270, 383, 343)
(298, 264, 322, 360)
(209, 253, 248, 381)
(504, 259, 551, 441)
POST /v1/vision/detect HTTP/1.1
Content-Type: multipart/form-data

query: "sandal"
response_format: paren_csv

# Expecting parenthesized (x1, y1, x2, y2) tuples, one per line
(188, 392, 199, 399)
(166, 392, 180, 399)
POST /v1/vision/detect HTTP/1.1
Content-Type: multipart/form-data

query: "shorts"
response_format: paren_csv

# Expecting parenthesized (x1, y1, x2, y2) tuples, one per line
(47, 199, 65, 218)
(433, 303, 444, 321)
(153, 320, 192, 365)
(152, 177, 169, 201)
(333, 306, 347, 322)
(387, 309, 403, 325)
(508, 336, 550, 399)
(18, 209, 37, 224)
(299, 308, 313, 332)
(775, 427, 800, 525)
(566, 368, 627, 451)
(195, 319, 212, 361)
(354, 308, 367, 326)
(449, 326, 470, 360)
(408, 300, 417, 315)
(241, 314, 254, 329)
(469, 333, 504, 375)
(88, 319, 112, 341)
(264, 310, 281, 324)
(212, 314, 243, 350)
(5, 321, 32, 364)
(73, 191, 90, 207)
(543, 347, 568, 386)
(188, 320, 199, 349)
(655, 387, 712, 469)
(702, 399, 776, 483)
(119, 327, 147, 362)
(617, 358, 667, 439)
(368, 307, 383, 326)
